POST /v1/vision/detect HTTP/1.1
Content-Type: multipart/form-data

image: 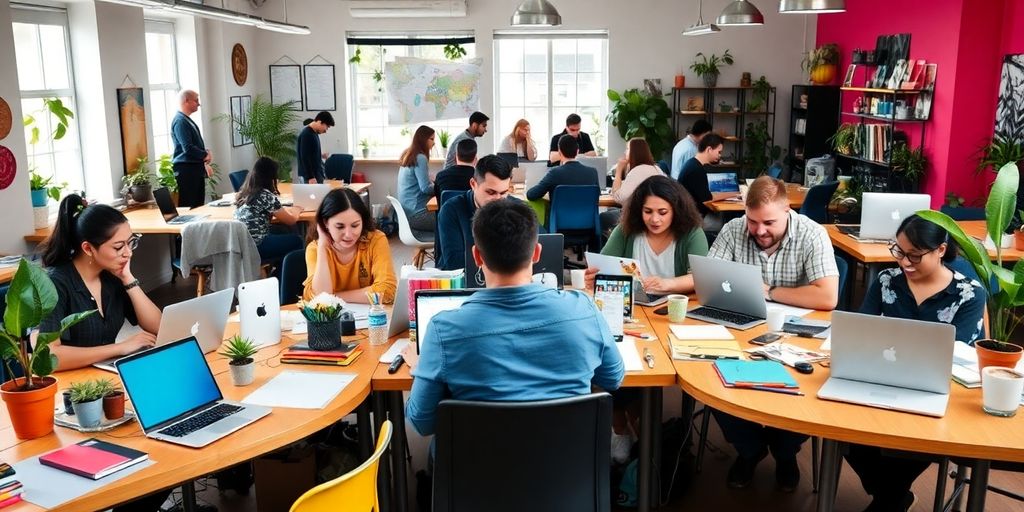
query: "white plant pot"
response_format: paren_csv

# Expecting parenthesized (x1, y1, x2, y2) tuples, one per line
(229, 360, 255, 386)
(984, 233, 1014, 250)
(71, 398, 104, 428)
(33, 206, 49, 229)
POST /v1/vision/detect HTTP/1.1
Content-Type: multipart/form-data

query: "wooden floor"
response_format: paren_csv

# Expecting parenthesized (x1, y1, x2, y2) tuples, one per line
(146, 235, 1024, 512)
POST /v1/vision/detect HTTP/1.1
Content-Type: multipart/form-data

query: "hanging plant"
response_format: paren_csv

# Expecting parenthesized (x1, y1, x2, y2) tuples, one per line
(443, 44, 467, 61)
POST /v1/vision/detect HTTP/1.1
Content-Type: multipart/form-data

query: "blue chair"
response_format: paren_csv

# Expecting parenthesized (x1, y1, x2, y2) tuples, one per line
(325, 154, 355, 182)
(799, 181, 839, 224)
(940, 206, 986, 221)
(657, 159, 670, 175)
(229, 170, 249, 192)
(834, 251, 849, 310)
(768, 164, 783, 179)
(550, 185, 602, 265)
(279, 249, 307, 306)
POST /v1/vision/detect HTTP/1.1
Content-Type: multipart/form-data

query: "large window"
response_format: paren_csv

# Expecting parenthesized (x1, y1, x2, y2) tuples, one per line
(145, 20, 179, 159)
(12, 5, 84, 194)
(494, 33, 608, 156)
(347, 34, 476, 158)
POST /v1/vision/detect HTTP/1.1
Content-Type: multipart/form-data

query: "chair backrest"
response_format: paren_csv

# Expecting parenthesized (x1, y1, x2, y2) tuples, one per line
(440, 189, 462, 207)
(229, 170, 249, 192)
(940, 205, 986, 221)
(799, 181, 839, 224)
(549, 185, 601, 237)
(290, 420, 393, 512)
(386, 195, 429, 246)
(433, 393, 612, 512)
(768, 163, 783, 179)
(279, 249, 307, 306)
(180, 220, 261, 292)
(834, 251, 849, 310)
(657, 159, 670, 175)
(325, 154, 355, 182)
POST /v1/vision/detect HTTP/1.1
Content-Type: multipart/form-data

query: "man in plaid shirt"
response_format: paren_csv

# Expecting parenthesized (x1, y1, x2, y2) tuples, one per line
(707, 176, 839, 493)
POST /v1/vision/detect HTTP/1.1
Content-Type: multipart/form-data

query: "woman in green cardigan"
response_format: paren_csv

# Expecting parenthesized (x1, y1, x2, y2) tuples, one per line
(588, 175, 708, 294)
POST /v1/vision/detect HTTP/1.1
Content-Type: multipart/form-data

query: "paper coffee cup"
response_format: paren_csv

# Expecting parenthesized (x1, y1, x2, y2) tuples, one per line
(667, 295, 689, 323)
(570, 269, 587, 289)
(982, 366, 1024, 417)
(766, 307, 785, 332)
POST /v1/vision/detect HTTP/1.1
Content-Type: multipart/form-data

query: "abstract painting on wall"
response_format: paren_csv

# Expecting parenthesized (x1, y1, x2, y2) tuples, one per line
(995, 54, 1024, 142)
(117, 87, 148, 174)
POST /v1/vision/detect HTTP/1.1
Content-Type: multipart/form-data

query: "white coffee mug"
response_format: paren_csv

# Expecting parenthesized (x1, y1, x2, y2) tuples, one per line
(570, 269, 587, 289)
(766, 307, 785, 332)
(981, 366, 1024, 417)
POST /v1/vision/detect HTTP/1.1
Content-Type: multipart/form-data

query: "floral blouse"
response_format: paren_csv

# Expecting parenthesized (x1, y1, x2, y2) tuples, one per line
(860, 267, 987, 343)
(234, 189, 281, 245)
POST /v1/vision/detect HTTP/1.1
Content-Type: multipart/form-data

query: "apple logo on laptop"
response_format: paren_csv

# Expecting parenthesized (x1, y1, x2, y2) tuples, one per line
(190, 322, 200, 337)
(890, 209, 902, 221)
(721, 280, 732, 293)
(256, 303, 267, 317)
(309, 193, 316, 200)
(883, 346, 897, 362)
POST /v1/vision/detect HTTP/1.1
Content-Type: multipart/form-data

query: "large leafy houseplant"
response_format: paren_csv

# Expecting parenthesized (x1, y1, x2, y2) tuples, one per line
(220, 95, 298, 181)
(889, 143, 927, 192)
(606, 88, 674, 160)
(742, 120, 781, 178)
(975, 135, 1023, 177)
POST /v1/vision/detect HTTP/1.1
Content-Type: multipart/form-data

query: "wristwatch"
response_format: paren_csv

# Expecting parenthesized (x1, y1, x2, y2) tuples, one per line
(124, 279, 140, 290)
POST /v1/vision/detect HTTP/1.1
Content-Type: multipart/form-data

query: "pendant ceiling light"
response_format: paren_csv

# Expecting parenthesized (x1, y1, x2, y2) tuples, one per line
(778, 0, 846, 14)
(683, 0, 721, 36)
(511, 0, 562, 27)
(716, 0, 765, 26)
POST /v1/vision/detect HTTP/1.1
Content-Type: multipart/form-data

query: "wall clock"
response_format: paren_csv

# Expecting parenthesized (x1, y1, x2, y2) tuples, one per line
(0, 97, 12, 140)
(232, 43, 248, 87)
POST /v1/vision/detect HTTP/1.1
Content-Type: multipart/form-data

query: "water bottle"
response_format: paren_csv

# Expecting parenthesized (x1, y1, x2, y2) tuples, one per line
(368, 304, 388, 345)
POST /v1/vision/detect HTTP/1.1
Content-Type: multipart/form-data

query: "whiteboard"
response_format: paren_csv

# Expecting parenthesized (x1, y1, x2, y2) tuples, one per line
(303, 64, 336, 111)
(270, 64, 302, 110)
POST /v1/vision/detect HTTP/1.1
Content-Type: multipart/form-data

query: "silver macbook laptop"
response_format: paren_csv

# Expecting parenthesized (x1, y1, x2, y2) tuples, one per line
(291, 183, 333, 211)
(154, 187, 208, 225)
(388, 277, 410, 338)
(116, 337, 271, 448)
(818, 311, 955, 417)
(839, 193, 931, 242)
(577, 156, 608, 187)
(686, 255, 767, 330)
(93, 288, 234, 372)
(414, 289, 476, 355)
(522, 162, 549, 190)
(464, 234, 564, 289)
(238, 277, 281, 349)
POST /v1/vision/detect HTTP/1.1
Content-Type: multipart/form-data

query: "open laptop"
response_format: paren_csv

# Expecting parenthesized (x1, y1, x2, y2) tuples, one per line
(707, 172, 740, 193)
(291, 183, 333, 211)
(153, 187, 208, 225)
(93, 288, 234, 372)
(464, 234, 565, 288)
(522, 161, 549, 190)
(387, 277, 410, 338)
(577, 156, 608, 187)
(838, 193, 931, 242)
(414, 289, 477, 355)
(686, 255, 767, 330)
(817, 311, 955, 417)
(238, 277, 281, 349)
(116, 337, 271, 448)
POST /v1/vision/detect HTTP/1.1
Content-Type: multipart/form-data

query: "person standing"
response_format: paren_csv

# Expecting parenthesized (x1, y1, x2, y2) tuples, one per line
(297, 111, 335, 183)
(670, 119, 712, 180)
(445, 111, 489, 168)
(171, 89, 211, 208)
(548, 113, 597, 165)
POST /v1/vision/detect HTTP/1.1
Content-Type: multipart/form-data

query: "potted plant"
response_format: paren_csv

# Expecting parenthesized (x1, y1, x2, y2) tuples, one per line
(155, 154, 178, 201)
(69, 378, 115, 428)
(359, 139, 372, 159)
(718, 101, 734, 113)
(747, 76, 772, 112)
(218, 95, 298, 181)
(28, 170, 66, 229)
(918, 162, 1024, 371)
(121, 162, 154, 204)
(0, 260, 94, 439)
(299, 292, 348, 351)
(889, 143, 927, 193)
(804, 43, 840, 85)
(438, 130, 451, 154)
(975, 135, 1023, 177)
(219, 335, 259, 386)
(690, 50, 734, 88)
(606, 88, 675, 160)
(103, 384, 126, 420)
(742, 120, 781, 178)
(828, 123, 859, 155)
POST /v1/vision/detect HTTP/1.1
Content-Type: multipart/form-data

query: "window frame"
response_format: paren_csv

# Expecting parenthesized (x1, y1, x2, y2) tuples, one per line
(144, 19, 181, 159)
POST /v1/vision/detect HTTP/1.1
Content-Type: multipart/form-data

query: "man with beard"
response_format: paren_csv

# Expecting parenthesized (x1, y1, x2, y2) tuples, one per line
(705, 175, 839, 493)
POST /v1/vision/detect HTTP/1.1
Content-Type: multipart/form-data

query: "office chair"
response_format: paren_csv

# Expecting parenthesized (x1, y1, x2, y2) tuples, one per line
(835, 251, 849, 311)
(657, 159, 670, 175)
(386, 196, 434, 269)
(939, 205, 986, 221)
(549, 185, 602, 268)
(434, 190, 463, 267)
(433, 393, 612, 512)
(229, 170, 249, 192)
(799, 181, 839, 224)
(290, 421, 392, 512)
(279, 249, 307, 306)
(768, 164, 784, 179)
(325, 154, 355, 182)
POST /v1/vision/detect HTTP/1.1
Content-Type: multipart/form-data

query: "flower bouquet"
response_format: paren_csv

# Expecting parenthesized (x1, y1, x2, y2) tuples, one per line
(298, 293, 347, 350)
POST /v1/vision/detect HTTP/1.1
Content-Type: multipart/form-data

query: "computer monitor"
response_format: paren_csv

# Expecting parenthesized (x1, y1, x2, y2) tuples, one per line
(707, 172, 740, 193)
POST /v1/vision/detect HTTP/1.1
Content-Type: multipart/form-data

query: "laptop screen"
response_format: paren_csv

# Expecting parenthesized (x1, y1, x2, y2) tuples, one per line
(464, 234, 564, 289)
(415, 290, 476, 354)
(117, 337, 222, 430)
(707, 172, 740, 193)
(152, 187, 179, 222)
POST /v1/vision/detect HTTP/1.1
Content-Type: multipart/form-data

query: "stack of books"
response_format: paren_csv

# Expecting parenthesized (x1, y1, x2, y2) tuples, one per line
(282, 342, 363, 366)
(406, 269, 465, 345)
(39, 438, 148, 480)
(0, 463, 22, 508)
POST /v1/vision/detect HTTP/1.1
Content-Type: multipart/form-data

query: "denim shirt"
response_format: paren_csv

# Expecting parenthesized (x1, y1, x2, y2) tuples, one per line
(406, 284, 625, 435)
(397, 153, 433, 215)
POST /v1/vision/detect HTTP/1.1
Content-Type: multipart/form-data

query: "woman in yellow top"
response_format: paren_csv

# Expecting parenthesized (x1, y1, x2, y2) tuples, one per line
(303, 188, 397, 303)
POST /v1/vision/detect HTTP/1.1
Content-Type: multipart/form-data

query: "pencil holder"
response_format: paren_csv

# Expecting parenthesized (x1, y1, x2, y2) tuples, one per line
(308, 319, 342, 351)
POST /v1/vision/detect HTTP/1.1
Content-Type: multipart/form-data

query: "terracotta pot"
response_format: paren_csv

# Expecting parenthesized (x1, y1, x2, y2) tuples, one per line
(103, 391, 125, 420)
(674, 75, 685, 88)
(1014, 230, 1024, 251)
(810, 64, 837, 85)
(1, 376, 58, 439)
(976, 339, 1024, 373)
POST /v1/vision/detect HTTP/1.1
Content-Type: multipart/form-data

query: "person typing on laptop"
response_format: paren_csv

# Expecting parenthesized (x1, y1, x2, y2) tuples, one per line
(406, 199, 624, 436)
(845, 214, 985, 511)
(234, 157, 303, 272)
(706, 176, 839, 492)
(436, 155, 513, 271)
(526, 134, 599, 201)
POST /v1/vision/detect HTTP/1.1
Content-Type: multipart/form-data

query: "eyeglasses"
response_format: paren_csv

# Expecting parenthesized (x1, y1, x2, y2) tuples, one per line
(111, 234, 142, 254)
(888, 242, 934, 264)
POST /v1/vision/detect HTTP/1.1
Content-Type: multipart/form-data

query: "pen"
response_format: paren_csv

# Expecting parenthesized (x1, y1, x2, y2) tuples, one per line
(745, 386, 804, 396)
(643, 348, 655, 369)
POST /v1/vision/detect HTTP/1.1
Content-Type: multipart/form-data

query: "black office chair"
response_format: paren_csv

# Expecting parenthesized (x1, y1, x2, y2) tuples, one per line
(434, 190, 464, 268)
(835, 251, 850, 310)
(433, 393, 612, 512)
(799, 181, 839, 224)
(940, 205, 986, 221)
(229, 169, 249, 192)
(279, 249, 307, 306)
(325, 154, 354, 182)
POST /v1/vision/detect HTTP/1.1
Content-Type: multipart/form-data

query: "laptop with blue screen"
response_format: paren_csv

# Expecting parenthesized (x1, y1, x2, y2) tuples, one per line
(116, 337, 270, 448)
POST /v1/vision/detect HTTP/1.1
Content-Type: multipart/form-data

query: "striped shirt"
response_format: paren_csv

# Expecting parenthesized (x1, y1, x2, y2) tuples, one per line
(707, 210, 838, 287)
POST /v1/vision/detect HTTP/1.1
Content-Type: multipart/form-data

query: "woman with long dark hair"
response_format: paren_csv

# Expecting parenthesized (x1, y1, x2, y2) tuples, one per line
(37, 194, 162, 370)
(234, 157, 303, 265)
(304, 188, 396, 303)
(397, 125, 437, 231)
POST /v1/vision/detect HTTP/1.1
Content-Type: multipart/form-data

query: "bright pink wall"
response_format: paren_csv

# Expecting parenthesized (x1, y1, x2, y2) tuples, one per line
(1004, 0, 1024, 53)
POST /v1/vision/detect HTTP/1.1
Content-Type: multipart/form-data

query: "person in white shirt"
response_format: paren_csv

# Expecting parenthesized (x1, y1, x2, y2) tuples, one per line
(670, 119, 712, 180)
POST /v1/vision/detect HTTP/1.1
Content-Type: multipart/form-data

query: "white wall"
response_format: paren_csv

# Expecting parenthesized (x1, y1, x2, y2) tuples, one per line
(0, 1, 33, 256)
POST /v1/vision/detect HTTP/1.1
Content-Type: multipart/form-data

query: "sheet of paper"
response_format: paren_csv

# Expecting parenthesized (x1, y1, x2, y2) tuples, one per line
(819, 334, 831, 351)
(114, 320, 143, 343)
(765, 302, 813, 317)
(242, 371, 357, 409)
(585, 252, 644, 277)
(616, 337, 644, 371)
(379, 339, 410, 363)
(14, 457, 155, 509)
(669, 324, 734, 340)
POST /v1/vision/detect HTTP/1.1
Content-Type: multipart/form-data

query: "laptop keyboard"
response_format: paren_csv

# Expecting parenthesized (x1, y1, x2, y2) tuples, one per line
(171, 215, 200, 224)
(837, 225, 861, 237)
(689, 306, 761, 326)
(158, 403, 243, 437)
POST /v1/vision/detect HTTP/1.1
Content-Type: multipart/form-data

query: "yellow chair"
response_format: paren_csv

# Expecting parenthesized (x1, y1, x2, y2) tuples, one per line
(289, 420, 393, 512)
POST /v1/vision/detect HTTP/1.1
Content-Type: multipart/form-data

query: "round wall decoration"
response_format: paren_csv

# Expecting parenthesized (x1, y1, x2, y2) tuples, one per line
(0, 97, 12, 140)
(0, 145, 16, 191)
(231, 44, 248, 87)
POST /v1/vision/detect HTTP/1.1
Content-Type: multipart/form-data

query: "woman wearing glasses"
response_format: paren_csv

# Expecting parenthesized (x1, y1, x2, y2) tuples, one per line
(846, 213, 986, 511)
(37, 194, 162, 371)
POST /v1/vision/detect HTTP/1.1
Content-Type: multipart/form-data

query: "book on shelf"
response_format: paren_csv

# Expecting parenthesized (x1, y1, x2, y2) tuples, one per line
(39, 438, 148, 480)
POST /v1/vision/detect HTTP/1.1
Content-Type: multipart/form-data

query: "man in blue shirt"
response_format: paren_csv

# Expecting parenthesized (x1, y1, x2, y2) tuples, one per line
(526, 135, 599, 200)
(170, 89, 211, 208)
(436, 154, 512, 270)
(406, 199, 625, 436)
(670, 119, 712, 180)
(296, 111, 334, 183)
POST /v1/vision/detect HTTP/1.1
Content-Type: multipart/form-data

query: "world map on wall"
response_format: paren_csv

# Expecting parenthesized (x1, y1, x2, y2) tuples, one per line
(385, 57, 482, 125)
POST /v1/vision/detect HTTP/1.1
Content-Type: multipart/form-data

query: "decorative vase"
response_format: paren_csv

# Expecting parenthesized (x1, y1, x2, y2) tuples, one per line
(810, 64, 837, 85)
(976, 340, 1024, 374)
(30, 189, 48, 207)
(229, 359, 256, 386)
(129, 184, 153, 203)
(702, 72, 719, 88)
(740, 72, 751, 87)
(72, 398, 104, 428)
(307, 319, 342, 351)
(103, 391, 125, 420)
(1, 376, 58, 439)
(674, 75, 685, 88)
(33, 206, 48, 229)
(1015, 230, 1024, 251)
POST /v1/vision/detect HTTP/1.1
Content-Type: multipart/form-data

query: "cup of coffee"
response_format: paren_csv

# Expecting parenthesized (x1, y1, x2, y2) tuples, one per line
(981, 366, 1024, 417)
(766, 307, 786, 332)
(739, 184, 749, 202)
(667, 295, 689, 323)
(570, 269, 587, 289)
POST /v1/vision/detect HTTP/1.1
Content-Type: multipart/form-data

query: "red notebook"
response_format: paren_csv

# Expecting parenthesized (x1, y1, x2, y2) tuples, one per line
(39, 439, 148, 480)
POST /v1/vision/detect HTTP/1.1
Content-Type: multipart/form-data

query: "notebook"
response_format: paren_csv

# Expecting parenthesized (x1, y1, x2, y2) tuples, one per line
(39, 439, 148, 480)
(713, 360, 799, 388)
